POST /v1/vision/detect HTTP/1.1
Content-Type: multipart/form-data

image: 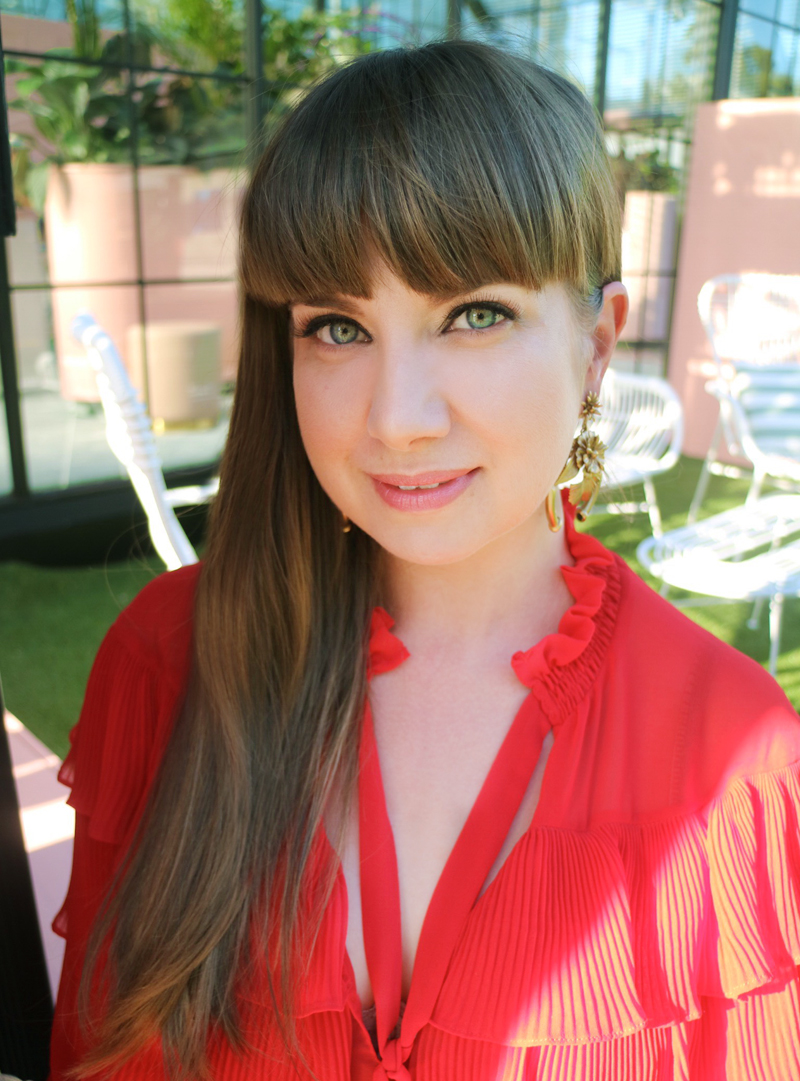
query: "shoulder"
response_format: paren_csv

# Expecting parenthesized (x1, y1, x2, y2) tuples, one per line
(108, 561, 201, 682)
(610, 555, 800, 810)
(60, 563, 202, 842)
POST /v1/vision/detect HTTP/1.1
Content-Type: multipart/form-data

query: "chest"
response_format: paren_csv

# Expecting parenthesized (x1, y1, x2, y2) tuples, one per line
(338, 662, 555, 1008)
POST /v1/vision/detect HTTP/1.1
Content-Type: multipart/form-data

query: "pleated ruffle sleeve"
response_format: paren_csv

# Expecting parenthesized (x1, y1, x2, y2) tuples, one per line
(49, 565, 200, 1076)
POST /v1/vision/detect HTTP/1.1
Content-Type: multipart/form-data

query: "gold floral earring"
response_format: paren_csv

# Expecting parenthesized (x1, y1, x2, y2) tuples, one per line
(545, 392, 606, 532)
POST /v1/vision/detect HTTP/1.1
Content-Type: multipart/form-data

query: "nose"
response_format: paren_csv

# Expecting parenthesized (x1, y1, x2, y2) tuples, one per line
(366, 344, 450, 451)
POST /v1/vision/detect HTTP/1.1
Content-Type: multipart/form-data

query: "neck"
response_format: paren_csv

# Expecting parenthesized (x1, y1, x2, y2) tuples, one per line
(384, 508, 575, 663)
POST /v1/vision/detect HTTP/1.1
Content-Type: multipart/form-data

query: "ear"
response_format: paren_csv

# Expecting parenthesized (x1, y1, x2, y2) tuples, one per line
(583, 282, 628, 396)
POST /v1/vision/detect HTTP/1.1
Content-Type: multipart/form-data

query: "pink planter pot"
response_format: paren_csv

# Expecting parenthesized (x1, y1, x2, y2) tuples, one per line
(44, 163, 244, 402)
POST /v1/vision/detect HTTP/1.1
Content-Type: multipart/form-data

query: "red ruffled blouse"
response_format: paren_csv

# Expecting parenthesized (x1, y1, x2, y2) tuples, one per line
(50, 508, 800, 1079)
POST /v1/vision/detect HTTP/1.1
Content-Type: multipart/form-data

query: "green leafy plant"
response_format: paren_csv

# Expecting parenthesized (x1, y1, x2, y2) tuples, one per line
(611, 148, 679, 195)
(8, 1, 378, 213)
(7, 24, 242, 212)
(133, 0, 384, 75)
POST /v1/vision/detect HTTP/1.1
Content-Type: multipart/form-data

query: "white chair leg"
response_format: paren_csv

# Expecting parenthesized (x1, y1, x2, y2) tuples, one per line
(746, 470, 765, 506)
(644, 477, 663, 538)
(688, 421, 722, 524)
(768, 593, 785, 677)
(748, 511, 784, 628)
(747, 597, 765, 631)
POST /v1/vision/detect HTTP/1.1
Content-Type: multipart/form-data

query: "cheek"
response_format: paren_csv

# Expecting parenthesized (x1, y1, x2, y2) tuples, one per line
(462, 360, 580, 494)
(292, 358, 362, 490)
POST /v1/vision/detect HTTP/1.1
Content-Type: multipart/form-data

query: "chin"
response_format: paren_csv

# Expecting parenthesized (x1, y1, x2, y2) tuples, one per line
(380, 539, 486, 566)
(355, 520, 475, 566)
(365, 514, 527, 567)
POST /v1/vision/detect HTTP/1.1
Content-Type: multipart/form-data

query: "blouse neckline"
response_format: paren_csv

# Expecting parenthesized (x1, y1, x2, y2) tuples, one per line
(367, 500, 622, 723)
(356, 501, 623, 1077)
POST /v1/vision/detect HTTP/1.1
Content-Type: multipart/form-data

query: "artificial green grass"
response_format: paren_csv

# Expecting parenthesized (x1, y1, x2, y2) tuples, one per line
(0, 455, 798, 758)
(0, 554, 163, 758)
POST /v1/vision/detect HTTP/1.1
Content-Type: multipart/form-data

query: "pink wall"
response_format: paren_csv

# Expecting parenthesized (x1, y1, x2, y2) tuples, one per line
(668, 98, 800, 458)
(1, 12, 73, 50)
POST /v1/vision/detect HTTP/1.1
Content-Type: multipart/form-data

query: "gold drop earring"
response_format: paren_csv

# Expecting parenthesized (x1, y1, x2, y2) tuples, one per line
(342, 512, 352, 534)
(545, 392, 606, 532)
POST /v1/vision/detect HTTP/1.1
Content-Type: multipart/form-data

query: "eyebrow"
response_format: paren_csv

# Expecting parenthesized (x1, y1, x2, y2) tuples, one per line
(290, 295, 366, 313)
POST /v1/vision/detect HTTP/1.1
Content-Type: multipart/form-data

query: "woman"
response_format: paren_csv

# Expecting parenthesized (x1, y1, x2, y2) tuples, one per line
(50, 40, 800, 1081)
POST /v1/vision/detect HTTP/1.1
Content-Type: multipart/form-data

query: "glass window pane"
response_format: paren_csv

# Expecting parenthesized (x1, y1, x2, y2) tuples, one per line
(618, 189, 678, 345)
(538, 0, 600, 100)
(770, 25, 799, 92)
(144, 281, 238, 386)
(605, 0, 719, 130)
(11, 281, 55, 394)
(731, 12, 778, 97)
(136, 73, 247, 282)
(1, 8, 74, 54)
(1, 2, 65, 17)
(777, 0, 800, 28)
(48, 163, 137, 286)
(6, 207, 47, 288)
(0, 429, 12, 495)
(0, 366, 13, 494)
(1, 3, 124, 58)
(13, 282, 230, 491)
(140, 164, 246, 282)
(467, 0, 600, 101)
(15, 284, 140, 490)
(133, 72, 246, 170)
(739, 0, 778, 19)
(138, 284, 233, 471)
(372, 0, 446, 45)
(129, 0, 245, 75)
(5, 50, 134, 290)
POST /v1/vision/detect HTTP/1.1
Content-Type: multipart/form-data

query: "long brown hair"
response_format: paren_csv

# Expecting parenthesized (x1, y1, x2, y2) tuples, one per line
(78, 39, 622, 1078)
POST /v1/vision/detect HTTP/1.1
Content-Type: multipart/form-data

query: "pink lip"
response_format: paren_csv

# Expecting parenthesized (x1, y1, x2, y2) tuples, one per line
(369, 468, 478, 512)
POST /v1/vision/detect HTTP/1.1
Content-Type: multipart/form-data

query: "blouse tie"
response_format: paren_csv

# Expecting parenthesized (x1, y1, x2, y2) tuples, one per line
(372, 1038, 411, 1081)
(359, 617, 554, 1077)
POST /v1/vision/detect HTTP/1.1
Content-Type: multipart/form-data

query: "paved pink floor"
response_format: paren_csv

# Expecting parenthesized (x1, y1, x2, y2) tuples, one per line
(4, 710, 72, 997)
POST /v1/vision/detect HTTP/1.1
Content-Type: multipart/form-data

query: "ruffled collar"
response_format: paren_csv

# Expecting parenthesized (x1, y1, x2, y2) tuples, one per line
(367, 499, 621, 721)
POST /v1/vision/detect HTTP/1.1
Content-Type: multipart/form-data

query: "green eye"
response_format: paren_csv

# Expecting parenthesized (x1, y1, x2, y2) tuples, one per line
(465, 306, 501, 329)
(328, 321, 359, 344)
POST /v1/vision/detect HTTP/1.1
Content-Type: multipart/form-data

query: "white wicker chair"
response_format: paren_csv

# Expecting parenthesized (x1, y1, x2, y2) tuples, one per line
(689, 273, 800, 522)
(72, 313, 219, 570)
(594, 368, 684, 537)
(637, 493, 800, 676)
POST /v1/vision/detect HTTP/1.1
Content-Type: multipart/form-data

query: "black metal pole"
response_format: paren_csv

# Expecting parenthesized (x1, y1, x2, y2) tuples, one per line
(246, 0, 267, 168)
(0, 678, 53, 1080)
(122, 0, 150, 410)
(0, 17, 30, 498)
(712, 0, 739, 101)
(0, 20, 15, 240)
(594, 0, 612, 120)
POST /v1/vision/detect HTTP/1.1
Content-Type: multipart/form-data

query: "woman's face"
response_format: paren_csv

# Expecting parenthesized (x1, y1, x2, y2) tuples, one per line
(290, 265, 627, 566)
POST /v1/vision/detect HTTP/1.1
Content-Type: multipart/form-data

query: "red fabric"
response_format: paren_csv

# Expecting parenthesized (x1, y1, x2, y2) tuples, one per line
(49, 506, 800, 1080)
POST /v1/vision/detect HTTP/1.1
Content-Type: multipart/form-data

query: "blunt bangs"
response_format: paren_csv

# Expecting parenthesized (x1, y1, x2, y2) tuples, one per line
(239, 40, 621, 308)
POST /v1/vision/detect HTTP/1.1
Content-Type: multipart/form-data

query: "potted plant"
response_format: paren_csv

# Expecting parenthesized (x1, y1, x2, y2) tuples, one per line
(8, 2, 376, 400)
(611, 148, 680, 348)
